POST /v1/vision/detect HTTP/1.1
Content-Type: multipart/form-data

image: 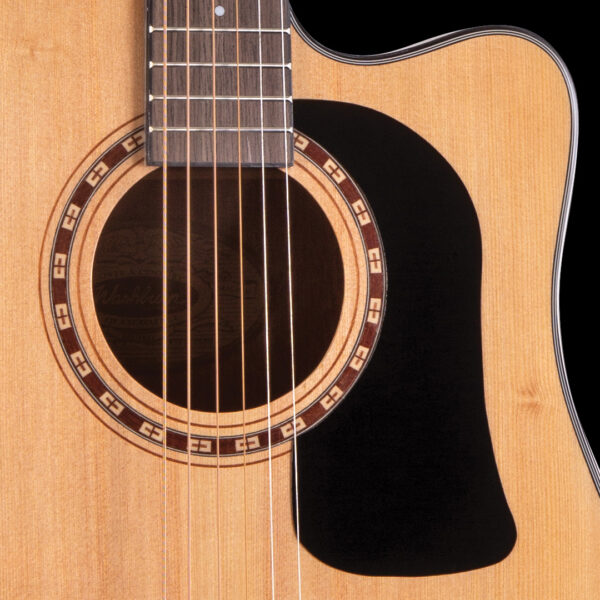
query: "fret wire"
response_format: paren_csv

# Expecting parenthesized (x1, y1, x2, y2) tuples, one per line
(150, 62, 291, 68)
(150, 26, 291, 33)
(149, 95, 292, 101)
(149, 126, 293, 132)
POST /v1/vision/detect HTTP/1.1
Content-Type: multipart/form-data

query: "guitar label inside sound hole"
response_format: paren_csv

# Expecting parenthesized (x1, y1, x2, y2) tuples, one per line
(93, 168, 344, 413)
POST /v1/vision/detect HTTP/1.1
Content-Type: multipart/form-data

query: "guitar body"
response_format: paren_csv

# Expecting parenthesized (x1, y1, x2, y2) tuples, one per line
(1, 2, 599, 598)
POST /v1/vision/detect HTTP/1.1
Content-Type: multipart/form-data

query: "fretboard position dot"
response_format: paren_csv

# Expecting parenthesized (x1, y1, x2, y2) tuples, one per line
(215, 5, 225, 16)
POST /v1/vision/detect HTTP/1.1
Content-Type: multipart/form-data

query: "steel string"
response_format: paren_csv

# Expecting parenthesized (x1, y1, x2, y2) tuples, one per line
(257, 0, 277, 597)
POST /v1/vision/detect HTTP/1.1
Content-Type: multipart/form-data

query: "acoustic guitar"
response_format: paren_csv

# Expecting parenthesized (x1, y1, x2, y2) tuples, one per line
(1, 1, 598, 598)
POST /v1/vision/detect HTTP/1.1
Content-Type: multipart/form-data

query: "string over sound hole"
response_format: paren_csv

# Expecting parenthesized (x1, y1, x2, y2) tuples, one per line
(93, 167, 344, 413)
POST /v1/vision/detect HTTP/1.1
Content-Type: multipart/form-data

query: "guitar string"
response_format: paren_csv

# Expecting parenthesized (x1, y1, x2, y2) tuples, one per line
(234, 0, 250, 598)
(185, 1, 192, 598)
(278, 2, 302, 597)
(211, 1, 223, 598)
(161, 1, 168, 598)
(257, 0, 276, 597)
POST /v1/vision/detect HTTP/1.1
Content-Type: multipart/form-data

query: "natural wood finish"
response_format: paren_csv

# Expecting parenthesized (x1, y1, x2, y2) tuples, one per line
(1, 2, 599, 599)
(146, 0, 293, 166)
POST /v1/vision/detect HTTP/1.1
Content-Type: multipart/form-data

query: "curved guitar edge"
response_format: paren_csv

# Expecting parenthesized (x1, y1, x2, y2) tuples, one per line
(290, 15, 600, 497)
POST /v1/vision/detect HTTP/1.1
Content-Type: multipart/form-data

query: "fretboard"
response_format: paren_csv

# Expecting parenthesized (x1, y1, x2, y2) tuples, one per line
(146, 0, 292, 167)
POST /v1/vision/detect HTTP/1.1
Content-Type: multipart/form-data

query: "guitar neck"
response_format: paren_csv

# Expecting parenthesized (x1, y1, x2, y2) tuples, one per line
(145, 0, 293, 167)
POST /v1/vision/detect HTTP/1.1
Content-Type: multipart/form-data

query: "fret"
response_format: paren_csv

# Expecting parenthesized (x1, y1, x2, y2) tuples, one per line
(146, 0, 292, 167)
(150, 127, 293, 132)
(149, 31, 290, 64)
(150, 95, 293, 101)
(149, 66, 291, 97)
(147, 131, 294, 166)
(150, 27, 291, 33)
(149, 63, 291, 68)
(149, 98, 292, 128)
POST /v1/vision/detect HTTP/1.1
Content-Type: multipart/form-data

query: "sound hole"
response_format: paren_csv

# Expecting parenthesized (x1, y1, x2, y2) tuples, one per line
(92, 168, 344, 413)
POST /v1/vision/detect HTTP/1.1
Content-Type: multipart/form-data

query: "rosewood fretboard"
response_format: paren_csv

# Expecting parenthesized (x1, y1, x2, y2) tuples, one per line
(146, 0, 292, 167)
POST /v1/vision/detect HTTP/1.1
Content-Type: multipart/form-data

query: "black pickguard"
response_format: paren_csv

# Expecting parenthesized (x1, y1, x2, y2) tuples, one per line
(292, 100, 517, 576)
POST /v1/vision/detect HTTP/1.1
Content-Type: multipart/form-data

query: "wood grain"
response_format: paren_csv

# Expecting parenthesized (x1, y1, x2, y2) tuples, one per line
(1, 1, 599, 598)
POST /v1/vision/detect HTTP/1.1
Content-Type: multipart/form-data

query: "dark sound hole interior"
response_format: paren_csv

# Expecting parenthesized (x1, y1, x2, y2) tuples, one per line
(92, 168, 344, 412)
